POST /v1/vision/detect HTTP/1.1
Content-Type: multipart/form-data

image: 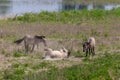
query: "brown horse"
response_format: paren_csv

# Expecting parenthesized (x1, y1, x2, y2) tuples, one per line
(14, 35, 47, 52)
(83, 37, 95, 57)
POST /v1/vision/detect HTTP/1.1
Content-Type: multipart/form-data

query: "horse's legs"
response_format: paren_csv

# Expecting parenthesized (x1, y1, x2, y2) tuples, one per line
(85, 50, 88, 57)
(37, 44, 39, 49)
(31, 44, 35, 52)
(88, 48, 91, 56)
(92, 47, 95, 56)
(25, 42, 29, 53)
(24, 42, 28, 52)
(26, 44, 29, 53)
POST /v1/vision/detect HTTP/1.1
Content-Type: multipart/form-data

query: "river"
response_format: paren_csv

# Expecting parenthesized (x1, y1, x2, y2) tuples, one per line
(0, 0, 120, 17)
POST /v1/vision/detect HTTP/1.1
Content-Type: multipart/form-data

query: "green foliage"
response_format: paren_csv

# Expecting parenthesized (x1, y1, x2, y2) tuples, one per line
(13, 51, 27, 57)
(16, 13, 38, 22)
(22, 53, 120, 80)
(13, 52, 21, 57)
(23, 63, 29, 67)
(111, 8, 120, 16)
(4, 68, 25, 80)
(104, 33, 109, 37)
(32, 62, 49, 70)
(9, 9, 120, 24)
(12, 63, 20, 68)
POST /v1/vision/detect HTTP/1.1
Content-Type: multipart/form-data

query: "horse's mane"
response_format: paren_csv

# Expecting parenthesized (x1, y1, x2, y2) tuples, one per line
(35, 35, 45, 39)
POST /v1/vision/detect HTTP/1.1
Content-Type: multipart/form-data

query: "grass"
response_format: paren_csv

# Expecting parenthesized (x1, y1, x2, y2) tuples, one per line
(0, 9, 120, 80)
(62, 0, 120, 5)
(31, 62, 49, 70)
(13, 51, 27, 57)
(22, 53, 120, 80)
(7, 9, 120, 24)
(4, 68, 25, 80)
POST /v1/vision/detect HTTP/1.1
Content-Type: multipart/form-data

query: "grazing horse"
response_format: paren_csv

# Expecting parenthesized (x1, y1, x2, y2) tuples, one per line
(43, 47, 70, 59)
(83, 37, 95, 57)
(14, 35, 47, 52)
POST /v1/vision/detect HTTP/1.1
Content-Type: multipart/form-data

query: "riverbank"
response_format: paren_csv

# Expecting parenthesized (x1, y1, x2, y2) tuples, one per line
(62, 0, 120, 5)
(3, 9, 119, 24)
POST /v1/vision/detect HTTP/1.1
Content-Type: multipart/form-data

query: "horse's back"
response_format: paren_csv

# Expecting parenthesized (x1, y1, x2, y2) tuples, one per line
(24, 35, 35, 44)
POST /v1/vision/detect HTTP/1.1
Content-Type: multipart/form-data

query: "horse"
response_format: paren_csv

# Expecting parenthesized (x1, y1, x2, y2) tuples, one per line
(83, 37, 95, 57)
(14, 35, 47, 52)
(43, 47, 70, 59)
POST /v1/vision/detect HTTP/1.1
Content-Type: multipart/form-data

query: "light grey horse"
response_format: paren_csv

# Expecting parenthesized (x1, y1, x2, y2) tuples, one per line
(14, 35, 47, 52)
(43, 47, 71, 59)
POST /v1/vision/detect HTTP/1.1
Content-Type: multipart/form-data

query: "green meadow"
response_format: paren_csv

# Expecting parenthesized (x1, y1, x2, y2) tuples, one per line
(0, 9, 120, 80)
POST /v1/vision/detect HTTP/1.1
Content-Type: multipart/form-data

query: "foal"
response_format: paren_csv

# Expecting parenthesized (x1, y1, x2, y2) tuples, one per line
(83, 37, 95, 57)
(14, 35, 47, 52)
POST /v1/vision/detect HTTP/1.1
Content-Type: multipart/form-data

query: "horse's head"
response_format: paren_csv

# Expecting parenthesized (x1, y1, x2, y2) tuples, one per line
(61, 47, 71, 58)
(67, 51, 71, 58)
(83, 42, 90, 52)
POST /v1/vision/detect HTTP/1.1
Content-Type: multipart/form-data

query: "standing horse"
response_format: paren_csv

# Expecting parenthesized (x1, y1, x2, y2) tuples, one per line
(83, 37, 95, 57)
(14, 35, 47, 52)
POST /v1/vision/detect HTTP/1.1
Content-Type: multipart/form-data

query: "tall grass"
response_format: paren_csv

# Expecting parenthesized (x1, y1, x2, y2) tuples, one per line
(62, 0, 120, 5)
(1, 52, 116, 80)
(9, 8, 120, 24)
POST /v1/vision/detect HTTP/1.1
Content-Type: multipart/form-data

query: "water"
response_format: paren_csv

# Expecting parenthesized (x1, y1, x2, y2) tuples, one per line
(0, 0, 120, 17)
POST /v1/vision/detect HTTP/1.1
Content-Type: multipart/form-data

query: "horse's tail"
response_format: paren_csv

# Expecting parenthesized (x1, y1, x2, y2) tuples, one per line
(14, 37, 25, 44)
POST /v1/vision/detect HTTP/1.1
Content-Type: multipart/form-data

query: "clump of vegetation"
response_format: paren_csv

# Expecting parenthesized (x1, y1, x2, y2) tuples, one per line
(4, 68, 25, 80)
(104, 32, 109, 37)
(13, 51, 27, 57)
